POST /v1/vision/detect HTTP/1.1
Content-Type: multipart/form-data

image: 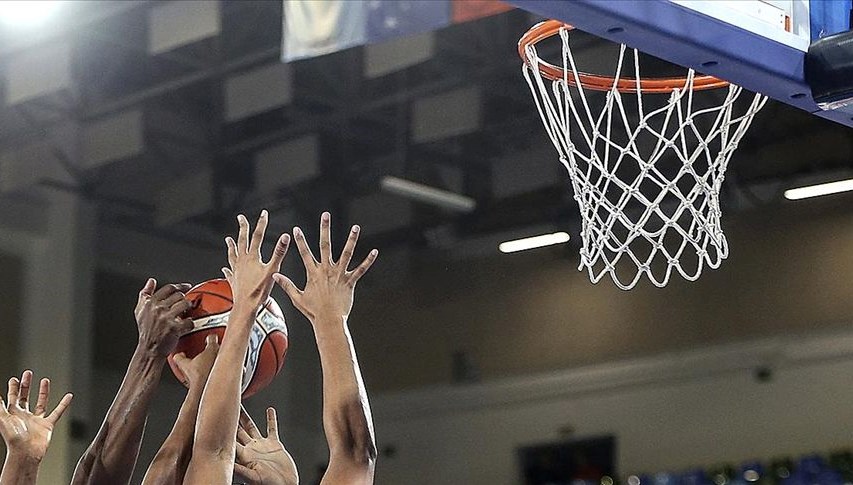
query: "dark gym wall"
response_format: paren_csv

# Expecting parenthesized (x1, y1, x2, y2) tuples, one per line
(353, 195, 853, 391)
(0, 252, 24, 459)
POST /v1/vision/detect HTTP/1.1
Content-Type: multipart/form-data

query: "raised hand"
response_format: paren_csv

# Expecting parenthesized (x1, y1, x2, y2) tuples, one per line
(135, 279, 194, 357)
(0, 370, 72, 462)
(273, 212, 377, 484)
(183, 211, 290, 485)
(274, 211, 378, 324)
(171, 334, 219, 389)
(223, 211, 290, 315)
(71, 279, 193, 485)
(234, 407, 298, 485)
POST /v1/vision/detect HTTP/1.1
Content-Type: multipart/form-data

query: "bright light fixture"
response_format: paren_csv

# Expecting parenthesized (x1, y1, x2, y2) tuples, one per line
(0, 1, 63, 26)
(499, 232, 570, 253)
(783, 178, 853, 200)
(380, 176, 476, 213)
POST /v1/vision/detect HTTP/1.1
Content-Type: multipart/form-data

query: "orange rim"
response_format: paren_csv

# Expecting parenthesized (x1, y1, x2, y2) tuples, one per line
(518, 20, 729, 93)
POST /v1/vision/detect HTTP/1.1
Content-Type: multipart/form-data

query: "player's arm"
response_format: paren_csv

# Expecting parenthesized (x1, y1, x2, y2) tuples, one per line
(71, 280, 193, 485)
(0, 370, 73, 485)
(140, 334, 218, 485)
(274, 212, 378, 484)
(184, 211, 289, 485)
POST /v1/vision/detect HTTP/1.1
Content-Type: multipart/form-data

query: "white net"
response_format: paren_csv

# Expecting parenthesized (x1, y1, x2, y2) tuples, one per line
(522, 27, 767, 290)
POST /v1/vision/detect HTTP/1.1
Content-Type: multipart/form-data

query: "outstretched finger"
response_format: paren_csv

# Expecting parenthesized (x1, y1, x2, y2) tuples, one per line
(266, 407, 279, 439)
(250, 210, 269, 256)
(225, 237, 238, 267)
(348, 249, 379, 285)
(34, 378, 50, 415)
(237, 214, 250, 254)
(239, 405, 263, 439)
(7, 377, 19, 407)
(268, 234, 290, 271)
(319, 212, 332, 264)
(46, 393, 73, 425)
(339, 225, 360, 270)
(292, 227, 317, 268)
(18, 370, 32, 411)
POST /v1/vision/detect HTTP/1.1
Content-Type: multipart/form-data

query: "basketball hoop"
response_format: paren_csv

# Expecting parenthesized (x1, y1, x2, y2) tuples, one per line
(519, 20, 767, 290)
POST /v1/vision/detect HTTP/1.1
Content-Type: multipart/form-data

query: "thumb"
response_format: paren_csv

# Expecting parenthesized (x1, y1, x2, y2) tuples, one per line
(173, 352, 188, 369)
(235, 442, 249, 463)
(172, 353, 190, 385)
(137, 278, 156, 307)
(140, 278, 156, 298)
(221, 267, 234, 283)
(273, 273, 302, 301)
(233, 463, 254, 483)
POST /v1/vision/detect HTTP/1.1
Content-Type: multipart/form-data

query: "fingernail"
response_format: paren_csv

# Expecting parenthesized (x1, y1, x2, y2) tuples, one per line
(352, 225, 360, 233)
(322, 212, 330, 222)
(370, 249, 378, 256)
(261, 209, 268, 218)
(294, 227, 302, 236)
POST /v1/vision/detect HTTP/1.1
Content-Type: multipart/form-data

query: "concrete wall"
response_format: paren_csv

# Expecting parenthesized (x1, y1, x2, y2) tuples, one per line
(0, 253, 24, 462)
(354, 195, 853, 391)
(371, 329, 853, 484)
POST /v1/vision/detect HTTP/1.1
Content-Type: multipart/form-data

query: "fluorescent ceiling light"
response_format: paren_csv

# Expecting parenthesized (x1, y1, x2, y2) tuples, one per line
(499, 232, 570, 253)
(0, 1, 63, 26)
(381, 176, 476, 213)
(784, 178, 853, 200)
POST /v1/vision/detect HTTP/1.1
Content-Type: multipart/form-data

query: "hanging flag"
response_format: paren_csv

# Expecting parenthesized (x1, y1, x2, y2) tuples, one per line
(282, 0, 512, 62)
(367, 0, 451, 43)
(282, 1, 368, 61)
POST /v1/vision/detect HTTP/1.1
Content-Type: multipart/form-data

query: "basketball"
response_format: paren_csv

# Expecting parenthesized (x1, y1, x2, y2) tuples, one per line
(167, 279, 288, 398)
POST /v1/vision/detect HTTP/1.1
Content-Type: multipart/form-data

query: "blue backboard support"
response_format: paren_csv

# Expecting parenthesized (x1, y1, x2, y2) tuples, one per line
(512, 0, 853, 127)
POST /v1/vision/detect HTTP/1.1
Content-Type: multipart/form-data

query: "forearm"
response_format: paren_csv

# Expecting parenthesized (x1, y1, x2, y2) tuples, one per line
(192, 305, 254, 454)
(140, 385, 204, 485)
(72, 346, 164, 485)
(313, 315, 377, 464)
(0, 453, 40, 485)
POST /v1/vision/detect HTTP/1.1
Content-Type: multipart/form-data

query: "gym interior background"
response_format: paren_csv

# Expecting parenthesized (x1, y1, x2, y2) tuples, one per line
(0, 1, 852, 484)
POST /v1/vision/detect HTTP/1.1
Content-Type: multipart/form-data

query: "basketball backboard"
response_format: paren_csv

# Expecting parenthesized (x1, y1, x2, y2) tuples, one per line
(511, 0, 853, 127)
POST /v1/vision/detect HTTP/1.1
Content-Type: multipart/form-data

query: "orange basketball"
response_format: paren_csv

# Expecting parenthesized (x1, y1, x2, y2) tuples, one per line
(167, 278, 288, 399)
